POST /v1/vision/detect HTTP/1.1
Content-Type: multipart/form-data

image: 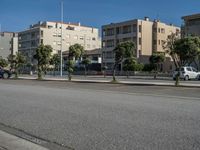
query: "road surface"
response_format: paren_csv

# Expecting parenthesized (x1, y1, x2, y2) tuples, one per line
(0, 80, 200, 150)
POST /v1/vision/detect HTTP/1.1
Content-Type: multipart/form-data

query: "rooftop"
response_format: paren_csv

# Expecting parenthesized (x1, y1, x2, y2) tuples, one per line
(182, 13, 200, 20)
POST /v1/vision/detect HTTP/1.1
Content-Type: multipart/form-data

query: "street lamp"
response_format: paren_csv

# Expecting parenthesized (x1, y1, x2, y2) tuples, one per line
(60, 0, 64, 77)
(0, 24, 3, 50)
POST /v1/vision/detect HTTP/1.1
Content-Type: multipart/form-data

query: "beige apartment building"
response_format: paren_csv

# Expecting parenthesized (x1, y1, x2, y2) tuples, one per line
(102, 17, 180, 71)
(182, 13, 200, 37)
(18, 21, 101, 63)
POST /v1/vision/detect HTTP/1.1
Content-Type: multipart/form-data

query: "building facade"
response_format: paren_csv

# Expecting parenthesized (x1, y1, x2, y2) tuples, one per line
(182, 13, 200, 37)
(18, 21, 101, 63)
(0, 32, 18, 59)
(102, 17, 180, 71)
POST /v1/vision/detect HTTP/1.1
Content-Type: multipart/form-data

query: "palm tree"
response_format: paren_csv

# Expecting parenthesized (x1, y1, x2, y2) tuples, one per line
(68, 44, 84, 81)
(50, 54, 61, 76)
(81, 58, 91, 76)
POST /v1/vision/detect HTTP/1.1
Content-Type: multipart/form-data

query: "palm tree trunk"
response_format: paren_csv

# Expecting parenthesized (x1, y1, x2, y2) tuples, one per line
(37, 64, 42, 80)
(112, 65, 116, 81)
(84, 65, 86, 77)
(68, 72, 72, 81)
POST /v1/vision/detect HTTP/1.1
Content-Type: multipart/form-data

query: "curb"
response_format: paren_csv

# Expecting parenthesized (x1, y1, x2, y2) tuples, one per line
(8, 77, 200, 88)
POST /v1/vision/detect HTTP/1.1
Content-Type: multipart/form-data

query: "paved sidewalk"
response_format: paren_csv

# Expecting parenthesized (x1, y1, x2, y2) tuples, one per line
(0, 130, 48, 150)
(17, 76, 200, 88)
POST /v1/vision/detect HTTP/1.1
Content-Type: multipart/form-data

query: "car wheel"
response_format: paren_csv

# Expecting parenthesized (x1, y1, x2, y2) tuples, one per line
(184, 75, 189, 81)
(2, 72, 9, 79)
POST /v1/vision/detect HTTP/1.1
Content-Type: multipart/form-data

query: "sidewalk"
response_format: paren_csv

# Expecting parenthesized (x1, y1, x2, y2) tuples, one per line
(0, 130, 48, 150)
(17, 76, 200, 88)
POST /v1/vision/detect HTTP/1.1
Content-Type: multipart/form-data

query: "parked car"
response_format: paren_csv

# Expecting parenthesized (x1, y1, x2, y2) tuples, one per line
(0, 66, 12, 79)
(173, 66, 200, 81)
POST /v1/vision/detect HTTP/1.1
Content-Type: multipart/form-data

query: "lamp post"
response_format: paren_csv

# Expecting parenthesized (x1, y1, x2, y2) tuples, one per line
(0, 24, 3, 50)
(60, 1, 64, 77)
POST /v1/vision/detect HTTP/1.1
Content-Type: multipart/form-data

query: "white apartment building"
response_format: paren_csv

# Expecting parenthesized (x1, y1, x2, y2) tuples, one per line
(0, 32, 18, 59)
(102, 17, 180, 71)
(18, 21, 101, 63)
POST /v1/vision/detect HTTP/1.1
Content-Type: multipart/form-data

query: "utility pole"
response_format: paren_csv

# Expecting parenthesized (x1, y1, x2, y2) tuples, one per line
(60, 0, 64, 77)
(0, 24, 2, 50)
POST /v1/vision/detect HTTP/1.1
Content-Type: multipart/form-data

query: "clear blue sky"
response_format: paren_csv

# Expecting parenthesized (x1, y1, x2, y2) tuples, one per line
(0, 0, 200, 32)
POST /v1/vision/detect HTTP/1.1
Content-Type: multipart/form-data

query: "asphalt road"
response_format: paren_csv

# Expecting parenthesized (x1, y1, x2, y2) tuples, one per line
(0, 80, 200, 150)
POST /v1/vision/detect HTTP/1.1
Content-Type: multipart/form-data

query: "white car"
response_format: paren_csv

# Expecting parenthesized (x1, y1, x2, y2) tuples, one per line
(173, 66, 200, 81)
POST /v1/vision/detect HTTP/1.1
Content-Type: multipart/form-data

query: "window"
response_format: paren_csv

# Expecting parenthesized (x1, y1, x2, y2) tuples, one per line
(139, 50, 142, 55)
(192, 67, 197, 72)
(158, 28, 161, 33)
(106, 40, 114, 47)
(158, 40, 161, 45)
(123, 37, 132, 42)
(139, 38, 142, 45)
(40, 39, 43, 44)
(103, 29, 106, 36)
(116, 39, 120, 45)
(116, 27, 121, 34)
(139, 25, 142, 32)
(53, 33, 57, 37)
(48, 25, 53, 29)
(80, 36, 84, 40)
(123, 25, 131, 34)
(41, 31, 43, 37)
(31, 41, 36, 47)
(105, 51, 113, 59)
(153, 40, 157, 45)
(186, 67, 192, 71)
(161, 28, 165, 33)
(106, 28, 114, 36)
(153, 28, 157, 33)
(132, 25, 137, 32)
(92, 37, 96, 41)
(31, 33, 35, 39)
(102, 41, 106, 47)
(106, 40, 114, 48)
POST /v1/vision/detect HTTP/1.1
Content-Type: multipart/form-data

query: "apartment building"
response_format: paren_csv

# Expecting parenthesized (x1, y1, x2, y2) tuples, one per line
(18, 21, 101, 63)
(0, 32, 18, 59)
(102, 17, 180, 70)
(182, 13, 200, 37)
